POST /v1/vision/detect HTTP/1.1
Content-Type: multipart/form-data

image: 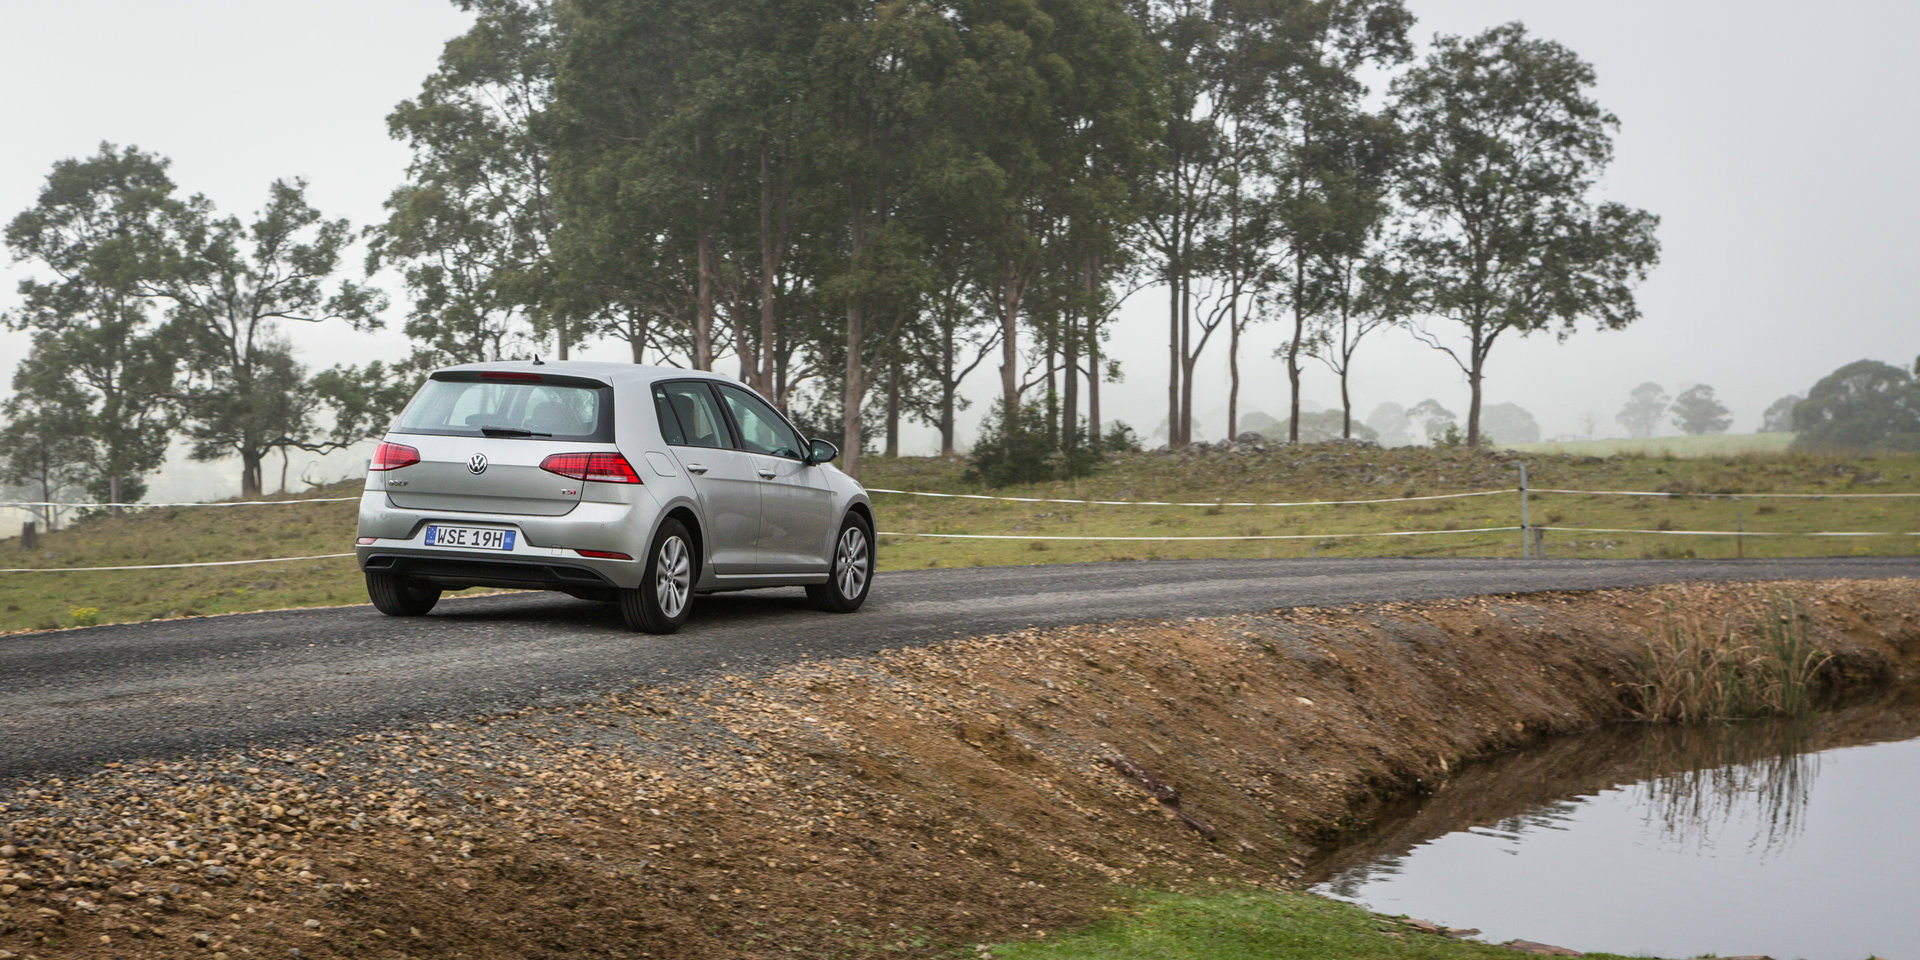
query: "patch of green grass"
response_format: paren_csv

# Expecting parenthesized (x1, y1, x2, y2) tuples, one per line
(984, 888, 1647, 960)
(1505, 432, 1796, 458)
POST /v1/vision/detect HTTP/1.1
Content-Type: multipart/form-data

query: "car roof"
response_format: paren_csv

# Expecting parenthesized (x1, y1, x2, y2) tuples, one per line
(432, 360, 741, 389)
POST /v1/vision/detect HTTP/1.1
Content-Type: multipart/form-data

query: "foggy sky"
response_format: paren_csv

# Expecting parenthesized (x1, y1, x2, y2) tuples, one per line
(1, 0, 1915, 498)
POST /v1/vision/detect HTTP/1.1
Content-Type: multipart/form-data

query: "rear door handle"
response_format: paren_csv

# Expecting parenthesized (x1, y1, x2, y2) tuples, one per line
(756, 468, 777, 480)
(685, 463, 709, 474)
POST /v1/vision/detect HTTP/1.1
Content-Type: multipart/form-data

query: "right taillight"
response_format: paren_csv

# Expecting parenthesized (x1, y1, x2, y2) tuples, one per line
(370, 441, 420, 471)
(540, 452, 642, 484)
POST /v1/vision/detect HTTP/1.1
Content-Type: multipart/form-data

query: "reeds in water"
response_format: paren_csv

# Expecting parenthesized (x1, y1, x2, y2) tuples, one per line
(1629, 594, 1832, 722)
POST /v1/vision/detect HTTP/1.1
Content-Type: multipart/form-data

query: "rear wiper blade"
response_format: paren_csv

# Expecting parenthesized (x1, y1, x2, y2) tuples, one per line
(479, 426, 551, 438)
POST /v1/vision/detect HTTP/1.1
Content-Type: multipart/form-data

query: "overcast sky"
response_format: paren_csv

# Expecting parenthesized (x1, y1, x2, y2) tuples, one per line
(2, 0, 1916, 496)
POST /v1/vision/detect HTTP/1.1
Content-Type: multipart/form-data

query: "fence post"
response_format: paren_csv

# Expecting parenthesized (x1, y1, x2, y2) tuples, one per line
(20, 522, 34, 550)
(1518, 462, 1531, 559)
(1736, 512, 1744, 559)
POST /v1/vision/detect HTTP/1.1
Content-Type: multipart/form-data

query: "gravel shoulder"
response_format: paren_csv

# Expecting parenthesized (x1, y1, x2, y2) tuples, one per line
(0, 574, 1916, 959)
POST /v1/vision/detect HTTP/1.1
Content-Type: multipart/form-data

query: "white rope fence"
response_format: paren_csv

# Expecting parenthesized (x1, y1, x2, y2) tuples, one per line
(3, 472, 1915, 572)
(0, 554, 356, 574)
(862, 487, 1512, 507)
(0, 496, 359, 509)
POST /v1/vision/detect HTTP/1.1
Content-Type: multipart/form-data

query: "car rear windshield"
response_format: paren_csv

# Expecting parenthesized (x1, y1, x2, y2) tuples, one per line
(393, 373, 615, 442)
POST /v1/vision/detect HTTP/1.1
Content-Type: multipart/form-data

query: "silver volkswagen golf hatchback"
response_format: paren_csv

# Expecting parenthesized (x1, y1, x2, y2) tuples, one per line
(354, 361, 875, 633)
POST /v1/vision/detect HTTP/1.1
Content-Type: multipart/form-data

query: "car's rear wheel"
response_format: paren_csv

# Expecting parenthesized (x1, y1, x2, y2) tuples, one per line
(366, 571, 441, 616)
(621, 518, 695, 633)
(807, 513, 873, 613)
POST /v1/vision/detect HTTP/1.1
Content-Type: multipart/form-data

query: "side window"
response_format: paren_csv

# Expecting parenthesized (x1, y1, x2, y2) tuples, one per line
(655, 381, 730, 449)
(717, 384, 806, 460)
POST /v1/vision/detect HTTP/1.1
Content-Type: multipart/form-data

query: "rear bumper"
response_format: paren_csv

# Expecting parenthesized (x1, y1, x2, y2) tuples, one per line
(355, 489, 654, 590)
(359, 551, 620, 599)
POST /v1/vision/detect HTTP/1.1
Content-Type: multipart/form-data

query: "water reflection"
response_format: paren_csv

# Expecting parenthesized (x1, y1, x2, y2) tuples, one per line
(1307, 692, 1920, 959)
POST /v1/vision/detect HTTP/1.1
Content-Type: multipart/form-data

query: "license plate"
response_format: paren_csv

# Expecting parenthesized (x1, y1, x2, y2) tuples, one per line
(423, 525, 516, 551)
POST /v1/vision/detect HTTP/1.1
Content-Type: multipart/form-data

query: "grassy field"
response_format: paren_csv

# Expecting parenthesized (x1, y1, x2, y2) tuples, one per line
(3, 444, 1916, 632)
(1503, 432, 1796, 458)
(984, 888, 1642, 960)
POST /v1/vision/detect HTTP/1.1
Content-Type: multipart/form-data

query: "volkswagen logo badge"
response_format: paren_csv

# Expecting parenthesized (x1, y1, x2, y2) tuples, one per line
(468, 453, 489, 475)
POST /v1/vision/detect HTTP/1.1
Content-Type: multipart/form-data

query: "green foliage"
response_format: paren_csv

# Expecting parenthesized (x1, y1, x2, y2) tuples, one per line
(967, 401, 1102, 487)
(1760, 393, 1801, 434)
(1479, 402, 1540, 445)
(1101, 420, 1143, 453)
(3, 144, 183, 506)
(1630, 596, 1830, 723)
(989, 887, 1592, 960)
(1264, 411, 1381, 444)
(1790, 358, 1920, 453)
(308, 360, 421, 446)
(374, 0, 561, 367)
(1670, 384, 1732, 436)
(1616, 381, 1668, 439)
(1391, 24, 1660, 446)
(151, 178, 384, 495)
(67, 606, 100, 628)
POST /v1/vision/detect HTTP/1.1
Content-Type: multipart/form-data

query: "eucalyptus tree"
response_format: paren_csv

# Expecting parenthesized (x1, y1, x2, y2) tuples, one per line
(3, 144, 181, 507)
(1670, 384, 1731, 436)
(1391, 23, 1660, 446)
(373, 0, 564, 366)
(1132, 0, 1223, 448)
(1616, 381, 1668, 439)
(0, 369, 97, 529)
(150, 179, 385, 496)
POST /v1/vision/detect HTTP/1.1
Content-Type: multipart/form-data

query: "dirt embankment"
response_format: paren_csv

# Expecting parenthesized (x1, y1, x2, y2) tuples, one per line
(2, 579, 1916, 960)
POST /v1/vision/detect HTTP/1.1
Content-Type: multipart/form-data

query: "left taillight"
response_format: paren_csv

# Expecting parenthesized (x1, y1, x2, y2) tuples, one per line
(370, 441, 420, 471)
(540, 452, 642, 484)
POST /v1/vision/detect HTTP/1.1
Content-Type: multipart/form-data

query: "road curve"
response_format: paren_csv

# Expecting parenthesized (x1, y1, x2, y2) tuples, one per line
(4, 556, 1917, 781)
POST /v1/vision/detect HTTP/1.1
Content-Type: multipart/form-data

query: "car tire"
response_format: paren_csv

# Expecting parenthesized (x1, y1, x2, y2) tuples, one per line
(366, 571, 441, 616)
(807, 513, 873, 613)
(621, 518, 695, 633)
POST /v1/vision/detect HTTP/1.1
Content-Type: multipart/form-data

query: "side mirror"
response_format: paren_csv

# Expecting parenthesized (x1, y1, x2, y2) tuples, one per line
(807, 438, 840, 464)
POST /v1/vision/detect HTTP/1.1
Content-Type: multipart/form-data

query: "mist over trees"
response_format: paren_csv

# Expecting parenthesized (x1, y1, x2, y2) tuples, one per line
(1669, 384, 1731, 436)
(2, 0, 1670, 503)
(1616, 381, 1668, 439)
(1790, 358, 1920, 453)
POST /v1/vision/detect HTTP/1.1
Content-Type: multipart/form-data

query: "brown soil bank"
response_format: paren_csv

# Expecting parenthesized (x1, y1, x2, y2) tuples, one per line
(2, 579, 1917, 959)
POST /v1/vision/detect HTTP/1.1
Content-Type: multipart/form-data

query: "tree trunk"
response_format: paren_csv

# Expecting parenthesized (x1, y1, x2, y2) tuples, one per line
(1167, 274, 1182, 445)
(1063, 304, 1080, 452)
(1045, 348, 1058, 449)
(937, 312, 958, 456)
(1227, 297, 1240, 442)
(1167, 272, 1180, 449)
(1087, 255, 1102, 449)
(756, 149, 778, 396)
(556, 315, 568, 361)
(1467, 328, 1486, 448)
(693, 226, 715, 370)
(1287, 256, 1306, 444)
(999, 260, 1021, 425)
(842, 300, 865, 479)
(241, 449, 264, 499)
(884, 357, 901, 459)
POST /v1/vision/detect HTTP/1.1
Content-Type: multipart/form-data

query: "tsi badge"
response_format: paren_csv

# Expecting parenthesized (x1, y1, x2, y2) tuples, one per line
(468, 452, 489, 475)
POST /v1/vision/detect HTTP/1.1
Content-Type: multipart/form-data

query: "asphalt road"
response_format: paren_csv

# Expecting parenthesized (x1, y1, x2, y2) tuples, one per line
(4, 556, 1917, 782)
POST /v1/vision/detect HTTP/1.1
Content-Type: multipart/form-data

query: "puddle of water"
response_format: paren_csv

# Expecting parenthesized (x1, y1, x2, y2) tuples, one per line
(1307, 696, 1920, 960)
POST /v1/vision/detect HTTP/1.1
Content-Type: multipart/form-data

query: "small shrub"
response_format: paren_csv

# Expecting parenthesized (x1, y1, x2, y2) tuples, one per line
(1629, 596, 1831, 722)
(68, 606, 100, 628)
(966, 401, 1102, 487)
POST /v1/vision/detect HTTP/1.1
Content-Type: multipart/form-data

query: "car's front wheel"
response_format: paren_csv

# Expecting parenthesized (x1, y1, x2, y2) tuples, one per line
(620, 518, 695, 633)
(366, 571, 441, 617)
(807, 513, 873, 613)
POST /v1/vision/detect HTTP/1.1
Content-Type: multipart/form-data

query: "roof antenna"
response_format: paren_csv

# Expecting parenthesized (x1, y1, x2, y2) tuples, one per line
(531, 354, 545, 365)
